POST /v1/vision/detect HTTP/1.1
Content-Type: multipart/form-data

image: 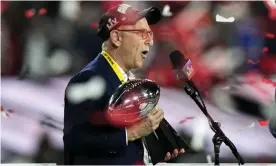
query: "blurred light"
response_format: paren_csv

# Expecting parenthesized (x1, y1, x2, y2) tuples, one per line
(175, 1, 210, 31)
(241, 72, 275, 103)
(49, 49, 72, 75)
(215, 14, 235, 23)
(26, 32, 49, 77)
(162, 5, 173, 17)
(59, 1, 80, 21)
(38, 8, 47, 15)
(133, 96, 138, 100)
(209, 85, 237, 115)
(25, 9, 35, 19)
(190, 117, 208, 151)
(1, 1, 8, 14)
(206, 154, 212, 163)
(264, 0, 276, 20)
(265, 0, 276, 8)
(263, 47, 269, 53)
(90, 22, 98, 29)
(67, 76, 106, 104)
(201, 47, 244, 75)
(124, 99, 130, 104)
(215, 2, 249, 21)
(266, 33, 275, 39)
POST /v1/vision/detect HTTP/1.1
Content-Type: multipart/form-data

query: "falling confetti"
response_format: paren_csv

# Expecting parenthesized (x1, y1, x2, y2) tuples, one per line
(1, 106, 14, 119)
(38, 8, 47, 15)
(25, 9, 36, 19)
(237, 122, 255, 132)
(258, 120, 270, 127)
(266, 33, 275, 39)
(162, 4, 173, 17)
(49, 49, 72, 75)
(90, 22, 99, 29)
(179, 117, 195, 124)
(262, 47, 269, 53)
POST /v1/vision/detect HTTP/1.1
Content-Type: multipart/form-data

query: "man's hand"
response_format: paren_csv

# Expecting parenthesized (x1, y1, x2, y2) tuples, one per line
(164, 148, 185, 161)
(126, 107, 164, 141)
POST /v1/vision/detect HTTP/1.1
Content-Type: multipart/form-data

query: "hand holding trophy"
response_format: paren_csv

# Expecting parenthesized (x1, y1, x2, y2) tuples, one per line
(106, 79, 190, 165)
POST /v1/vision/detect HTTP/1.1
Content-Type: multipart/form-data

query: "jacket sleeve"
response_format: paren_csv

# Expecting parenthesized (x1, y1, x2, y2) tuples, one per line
(63, 70, 128, 155)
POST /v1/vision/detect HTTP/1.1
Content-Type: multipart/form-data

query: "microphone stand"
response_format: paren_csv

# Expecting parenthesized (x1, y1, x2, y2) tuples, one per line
(183, 81, 245, 166)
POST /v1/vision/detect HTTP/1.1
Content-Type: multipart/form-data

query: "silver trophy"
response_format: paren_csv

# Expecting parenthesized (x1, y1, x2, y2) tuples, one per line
(106, 79, 160, 127)
(107, 79, 190, 165)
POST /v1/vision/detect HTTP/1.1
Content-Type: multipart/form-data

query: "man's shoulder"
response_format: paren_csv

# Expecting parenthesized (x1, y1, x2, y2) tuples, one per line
(69, 70, 96, 84)
(68, 68, 108, 88)
(68, 54, 105, 84)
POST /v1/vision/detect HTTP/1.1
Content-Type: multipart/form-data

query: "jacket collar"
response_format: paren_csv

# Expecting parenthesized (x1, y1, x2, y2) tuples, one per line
(84, 54, 126, 91)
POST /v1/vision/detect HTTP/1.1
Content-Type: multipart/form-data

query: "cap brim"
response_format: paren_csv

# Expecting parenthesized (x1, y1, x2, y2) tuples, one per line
(138, 7, 162, 25)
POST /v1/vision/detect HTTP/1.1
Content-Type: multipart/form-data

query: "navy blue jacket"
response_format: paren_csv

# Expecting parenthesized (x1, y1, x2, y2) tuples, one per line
(63, 54, 144, 165)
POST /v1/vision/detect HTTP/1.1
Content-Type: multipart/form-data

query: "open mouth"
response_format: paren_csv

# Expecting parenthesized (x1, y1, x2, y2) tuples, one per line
(141, 51, 148, 59)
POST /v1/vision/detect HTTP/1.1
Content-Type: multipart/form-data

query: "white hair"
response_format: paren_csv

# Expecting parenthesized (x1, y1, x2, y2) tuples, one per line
(102, 40, 109, 50)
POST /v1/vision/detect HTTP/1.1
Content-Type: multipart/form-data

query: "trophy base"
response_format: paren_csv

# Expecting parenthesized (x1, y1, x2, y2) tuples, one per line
(144, 119, 191, 165)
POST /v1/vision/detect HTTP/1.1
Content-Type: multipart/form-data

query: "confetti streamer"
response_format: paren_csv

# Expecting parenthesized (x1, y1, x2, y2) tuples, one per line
(179, 117, 195, 124)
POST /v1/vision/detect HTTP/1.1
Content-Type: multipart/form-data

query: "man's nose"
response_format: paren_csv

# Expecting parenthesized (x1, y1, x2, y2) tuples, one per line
(145, 37, 153, 46)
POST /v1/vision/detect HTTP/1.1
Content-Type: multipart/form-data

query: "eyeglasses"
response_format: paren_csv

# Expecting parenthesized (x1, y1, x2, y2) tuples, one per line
(118, 29, 153, 39)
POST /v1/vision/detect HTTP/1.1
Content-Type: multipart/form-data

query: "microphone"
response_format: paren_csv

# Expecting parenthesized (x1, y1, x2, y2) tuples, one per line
(169, 50, 245, 165)
(169, 50, 195, 81)
(142, 51, 192, 165)
(169, 50, 202, 104)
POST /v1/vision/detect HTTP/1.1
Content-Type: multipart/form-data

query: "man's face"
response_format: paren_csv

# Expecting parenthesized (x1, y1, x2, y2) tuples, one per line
(117, 18, 154, 70)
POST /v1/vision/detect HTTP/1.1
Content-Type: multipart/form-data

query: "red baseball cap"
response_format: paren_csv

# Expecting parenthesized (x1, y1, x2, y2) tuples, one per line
(97, 4, 162, 41)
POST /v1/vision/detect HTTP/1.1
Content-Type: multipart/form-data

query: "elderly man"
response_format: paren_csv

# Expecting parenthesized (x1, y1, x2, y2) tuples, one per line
(63, 4, 184, 165)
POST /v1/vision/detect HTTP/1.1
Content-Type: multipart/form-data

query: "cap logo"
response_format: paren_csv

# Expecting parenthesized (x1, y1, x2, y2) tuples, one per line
(117, 4, 131, 14)
(106, 17, 119, 30)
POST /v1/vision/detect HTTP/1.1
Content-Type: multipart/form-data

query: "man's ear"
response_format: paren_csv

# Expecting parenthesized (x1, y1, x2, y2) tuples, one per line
(110, 30, 122, 47)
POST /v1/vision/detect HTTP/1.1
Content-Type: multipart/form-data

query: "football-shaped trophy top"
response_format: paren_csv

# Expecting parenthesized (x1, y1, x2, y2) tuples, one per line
(106, 79, 160, 128)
